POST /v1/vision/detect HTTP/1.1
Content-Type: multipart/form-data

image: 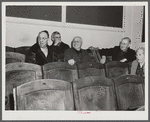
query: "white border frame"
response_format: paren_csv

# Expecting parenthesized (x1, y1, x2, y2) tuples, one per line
(2, 2, 148, 120)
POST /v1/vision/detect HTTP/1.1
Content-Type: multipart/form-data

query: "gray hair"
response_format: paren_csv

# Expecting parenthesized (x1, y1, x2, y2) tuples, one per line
(121, 37, 131, 43)
(136, 47, 145, 55)
(71, 36, 83, 48)
(51, 31, 61, 42)
(38, 30, 49, 38)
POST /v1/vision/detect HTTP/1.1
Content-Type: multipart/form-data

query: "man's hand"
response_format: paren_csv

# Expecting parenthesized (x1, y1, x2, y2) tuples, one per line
(120, 58, 127, 62)
(100, 55, 106, 64)
(31, 52, 36, 61)
(68, 59, 76, 65)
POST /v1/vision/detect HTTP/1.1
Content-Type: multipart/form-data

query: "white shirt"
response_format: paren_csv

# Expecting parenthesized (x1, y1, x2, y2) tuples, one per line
(40, 48, 48, 57)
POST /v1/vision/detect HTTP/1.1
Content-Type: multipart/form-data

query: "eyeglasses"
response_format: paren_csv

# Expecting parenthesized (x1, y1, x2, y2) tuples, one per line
(120, 42, 128, 46)
(73, 41, 81, 43)
(39, 37, 48, 40)
(54, 36, 61, 38)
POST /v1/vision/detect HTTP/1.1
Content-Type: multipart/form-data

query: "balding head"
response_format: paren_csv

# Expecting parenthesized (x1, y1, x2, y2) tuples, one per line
(37, 30, 49, 48)
(120, 37, 131, 52)
(71, 36, 83, 51)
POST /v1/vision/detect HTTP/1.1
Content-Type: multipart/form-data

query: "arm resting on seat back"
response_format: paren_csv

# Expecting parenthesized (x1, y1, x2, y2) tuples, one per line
(99, 47, 114, 57)
(120, 58, 127, 62)
(25, 50, 36, 64)
(125, 49, 136, 62)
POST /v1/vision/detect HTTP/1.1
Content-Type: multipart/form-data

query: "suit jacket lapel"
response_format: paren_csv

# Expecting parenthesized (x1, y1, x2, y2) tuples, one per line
(37, 48, 49, 63)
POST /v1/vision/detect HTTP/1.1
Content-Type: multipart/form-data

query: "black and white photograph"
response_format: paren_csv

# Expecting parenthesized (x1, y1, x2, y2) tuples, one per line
(2, 1, 148, 120)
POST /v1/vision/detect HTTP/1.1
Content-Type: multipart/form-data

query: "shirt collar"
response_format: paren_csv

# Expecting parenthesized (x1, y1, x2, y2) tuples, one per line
(72, 47, 82, 54)
(53, 42, 62, 47)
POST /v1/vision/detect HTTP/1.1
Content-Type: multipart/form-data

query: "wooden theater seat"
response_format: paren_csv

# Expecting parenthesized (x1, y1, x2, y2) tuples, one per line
(6, 52, 25, 64)
(13, 79, 74, 110)
(43, 62, 78, 82)
(135, 106, 145, 111)
(127, 62, 132, 74)
(77, 62, 106, 78)
(73, 76, 117, 110)
(6, 46, 15, 52)
(86, 49, 112, 63)
(113, 75, 145, 110)
(105, 61, 129, 79)
(15, 46, 30, 55)
(6, 62, 42, 110)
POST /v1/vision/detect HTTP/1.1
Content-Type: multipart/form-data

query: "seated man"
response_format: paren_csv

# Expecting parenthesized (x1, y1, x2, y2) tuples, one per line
(25, 30, 53, 65)
(130, 47, 145, 77)
(89, 37, 136, 63)
(50, 31, 70, 62)
(64, 36, 105, 65)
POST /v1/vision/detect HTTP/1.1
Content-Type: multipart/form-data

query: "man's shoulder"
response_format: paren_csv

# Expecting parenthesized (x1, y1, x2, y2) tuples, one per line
(30, 43, 39, 51)
(128, 47, 136, 53)
(61, 42, 70, 47)
(102, 46, 119, 50)
(64, 48, 73, 53)
(128, 47, 135, 51)
(49, 44, 53, 48)
(113, 46, 120, 49)
(47, 45, 52, 50)
(81, 49, 87, 52)
(106, 46, 120, 51)
(80, 49, 89, 55)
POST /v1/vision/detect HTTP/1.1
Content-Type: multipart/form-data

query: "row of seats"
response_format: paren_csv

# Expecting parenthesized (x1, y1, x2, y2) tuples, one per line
(6, 46, 113, 63)
(6, 62, 143, 110)
(6, 46, 30, 54)
(13, 75, 144, 110)
(6, 60, 130, 80)
(6, 48, 128, 79)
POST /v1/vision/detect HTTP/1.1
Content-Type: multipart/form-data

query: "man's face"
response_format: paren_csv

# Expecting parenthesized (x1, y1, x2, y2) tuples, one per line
(54, 34, 61, 42)
(136, 49, 145, 63)
(120, 39, 130, 52)
(38, 32, 48, 48)
(72, 37, 82, 50)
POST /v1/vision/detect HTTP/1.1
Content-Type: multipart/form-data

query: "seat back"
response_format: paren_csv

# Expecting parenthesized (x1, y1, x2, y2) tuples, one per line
(6, 63, 42, 110)
(14, 79, 74, 110)
(43, 62, 76, 70)
(77, 62, 106, 78)
(73, 76, 117, 110)
(15, 46, 30, 55)
(127, 62, 132, 74)
(105, 61, 128, 78)
(106, 56, 112, 63)
(43, 62, 78, 82)
(6, 46, 15, 52)
(86, 49, 97, 62)
(79, 68, 105, 78)
(113, 75, 145, 110)
(6, 52, 25, 64)
(135, 106, 145, 111)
